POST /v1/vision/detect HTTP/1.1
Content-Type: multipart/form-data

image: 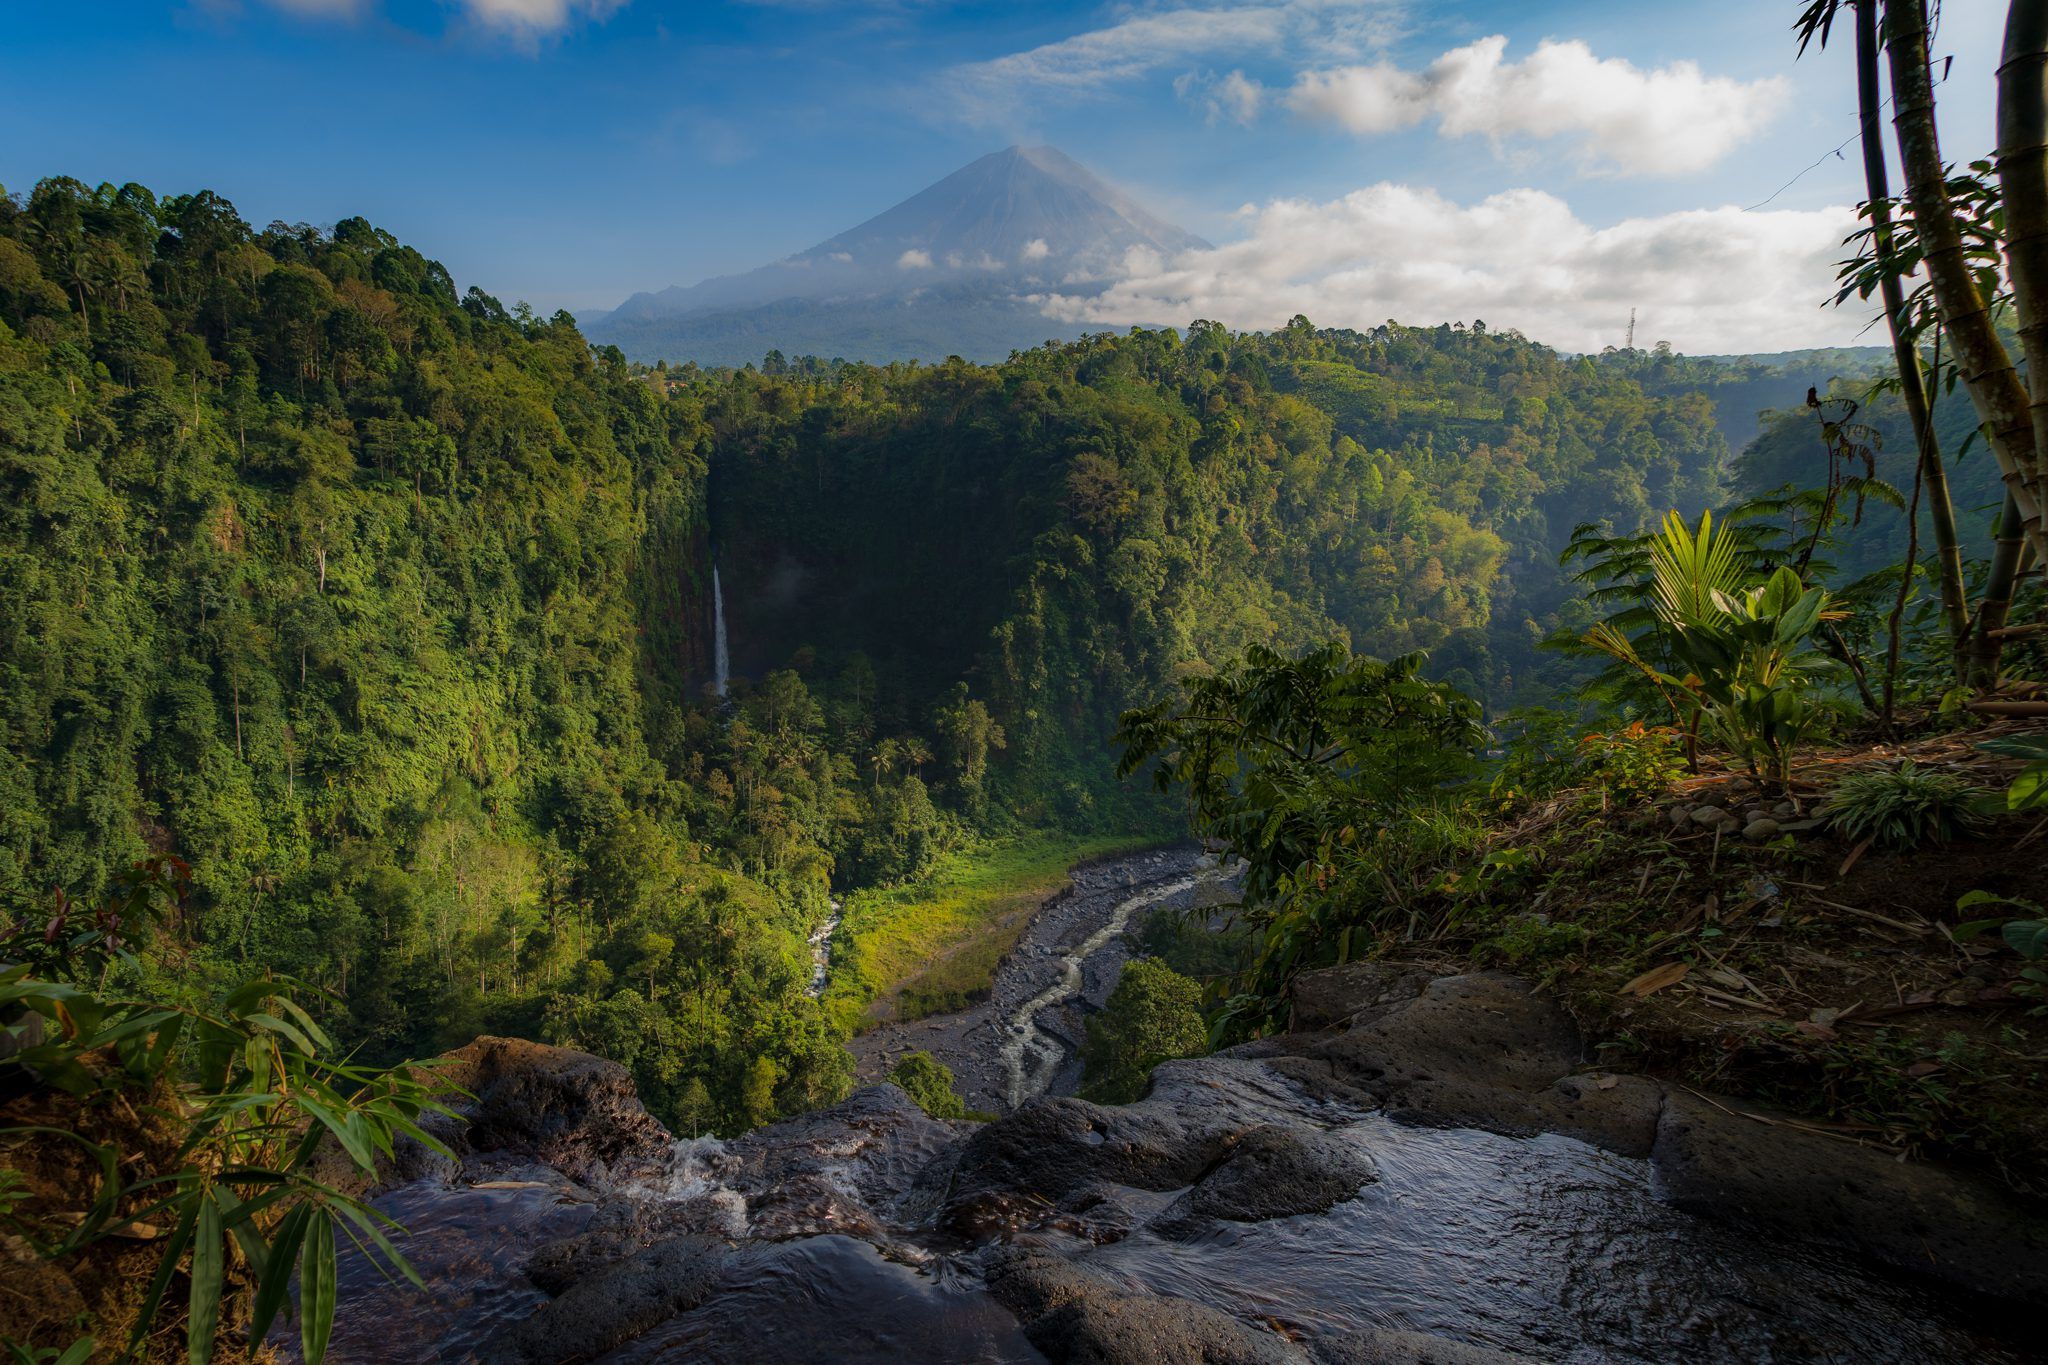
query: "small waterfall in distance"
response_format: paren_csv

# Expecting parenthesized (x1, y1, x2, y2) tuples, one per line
(711, 561, 731, 699)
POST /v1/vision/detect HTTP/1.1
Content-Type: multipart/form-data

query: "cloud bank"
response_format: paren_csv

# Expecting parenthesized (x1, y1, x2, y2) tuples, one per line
(1033, 184, 1864, 355)
(1287, 36, 1787, 176)
(944, 0, 1400, 123)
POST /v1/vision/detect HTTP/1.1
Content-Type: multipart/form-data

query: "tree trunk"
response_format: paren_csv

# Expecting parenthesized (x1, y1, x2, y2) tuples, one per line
(1969, 493, 2028, 686)
(1859, 0, 1969, 675)
(2000, 0, 2048, 574)
(1887, 0, 2048, 563)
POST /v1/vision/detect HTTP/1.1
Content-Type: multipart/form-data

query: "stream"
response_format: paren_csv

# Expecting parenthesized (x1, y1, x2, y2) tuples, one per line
(845, 847, 1227, 1114)
(995, 870, 1208, 1107)
(302, 845, 2036, 1362)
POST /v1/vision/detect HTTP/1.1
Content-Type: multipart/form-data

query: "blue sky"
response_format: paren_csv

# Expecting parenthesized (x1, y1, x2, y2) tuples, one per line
(0, 0, 2005, 351)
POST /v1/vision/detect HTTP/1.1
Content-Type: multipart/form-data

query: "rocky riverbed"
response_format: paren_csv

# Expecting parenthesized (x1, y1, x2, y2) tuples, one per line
(304, 963, 2043, 1363)
(845, 845, 1236, 1113)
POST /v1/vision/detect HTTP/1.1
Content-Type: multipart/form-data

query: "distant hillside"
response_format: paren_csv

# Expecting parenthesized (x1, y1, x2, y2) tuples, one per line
(585, 146, 1205, 366)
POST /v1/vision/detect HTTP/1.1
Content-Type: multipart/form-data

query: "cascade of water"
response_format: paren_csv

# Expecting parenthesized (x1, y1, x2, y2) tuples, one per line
(806, 898, 842, 999)
(711, 561, 731, 699)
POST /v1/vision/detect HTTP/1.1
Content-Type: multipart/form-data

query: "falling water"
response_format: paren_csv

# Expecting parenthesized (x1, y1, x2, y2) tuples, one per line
(711, 561, 731, 700)
(807, 898, 842, 999)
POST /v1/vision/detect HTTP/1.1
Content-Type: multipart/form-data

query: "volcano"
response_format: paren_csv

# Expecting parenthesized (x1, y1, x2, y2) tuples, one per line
(583, 146, 1206, 367)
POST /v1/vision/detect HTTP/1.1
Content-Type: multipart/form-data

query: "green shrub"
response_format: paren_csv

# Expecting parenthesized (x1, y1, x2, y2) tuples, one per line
(885, 1051, 967, 1120)
(1079, 959, 1208, 1104)
(1821, 762, 1990, 849)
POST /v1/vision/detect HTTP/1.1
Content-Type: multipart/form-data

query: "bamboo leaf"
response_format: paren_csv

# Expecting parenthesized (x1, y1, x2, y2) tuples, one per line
(301, 1211, 337, 1365)
(188, 1190, 224, 1365)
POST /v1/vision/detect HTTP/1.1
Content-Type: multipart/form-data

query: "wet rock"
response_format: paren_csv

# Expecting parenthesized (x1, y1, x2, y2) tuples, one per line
(944, 1058, 1309, 1229)
(1539, 1072, 1667, 1158)
(1650, 1089, 2048, 1302)
(433, 1036, 674, 1186)
(723, 1083, 959, 1236)
(1306, 973, 1586, 1135)
(522, 1199, 712, 1296)
(1180, 1124, 1379, 1223)
(1311, 1329, 1533, 1364)
(987, 1250, 1303, 1364)
(1288, 961, 1434, 1032)
(493, 1233, 734, 1364)
(1741, 818, 1780, 842)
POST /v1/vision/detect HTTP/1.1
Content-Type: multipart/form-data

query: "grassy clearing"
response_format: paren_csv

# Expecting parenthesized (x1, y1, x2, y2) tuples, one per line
(822, 830, 1164, 1034)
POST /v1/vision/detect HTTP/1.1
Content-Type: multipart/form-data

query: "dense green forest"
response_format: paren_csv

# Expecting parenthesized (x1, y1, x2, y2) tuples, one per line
(0, 175, 1834, 1132)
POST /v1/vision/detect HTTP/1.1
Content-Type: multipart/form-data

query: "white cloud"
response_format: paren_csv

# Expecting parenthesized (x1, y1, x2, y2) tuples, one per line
(897, 248, 934, 269)
(829, 251, 854, 263)
(1288, 36, 1786, 176)
(260, 0, 371, 16)
(456, 0, 627, 35)
(1033, 183, 1864, 354)
(1176, 68, 1266, 124)
(253, 0, 624, 34)
(1021, 238, 1051, 262)
(943, 1, 1398, 122)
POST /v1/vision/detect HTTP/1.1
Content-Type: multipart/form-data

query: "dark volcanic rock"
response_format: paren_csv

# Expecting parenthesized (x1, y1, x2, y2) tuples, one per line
(1310, 1328, 1533, 1364)
(721, 1082, 960, 1237)
(1651, 1088, 2048, 1301)
(1181, 1124, 1379, 1223)
(493, 1233, 734, 1364)
(943, 1056, 1318, 1232)
(1287, 961, 1435, 1032)
(435, 1035, 674, 1185)
(987, 1250, 1302, 1365)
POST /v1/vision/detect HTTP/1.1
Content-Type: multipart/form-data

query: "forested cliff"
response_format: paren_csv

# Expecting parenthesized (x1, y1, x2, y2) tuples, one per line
(1, 177, 1744, 1129)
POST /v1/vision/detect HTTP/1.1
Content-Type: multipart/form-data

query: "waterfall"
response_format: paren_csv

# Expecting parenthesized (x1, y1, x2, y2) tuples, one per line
(711, 561, 730, 699)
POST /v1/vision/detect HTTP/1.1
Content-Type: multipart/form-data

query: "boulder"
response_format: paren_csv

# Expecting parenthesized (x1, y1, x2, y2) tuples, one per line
(1306, 973, 1585, 1133)
(492, 1233, 735, 1363)
(1650, 1088, 2048, 1302)
(943, 1057, 1306, 1230)
(434, 1036, 674, 1186)
(1179, 1124, 1379, 1224)
(1288, 961, 1435, 1032)
(985, 1249, 1304, 1365)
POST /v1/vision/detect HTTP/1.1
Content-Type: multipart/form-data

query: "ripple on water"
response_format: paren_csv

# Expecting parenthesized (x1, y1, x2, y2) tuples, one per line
(599, 1234, 1045, 1364)
(1075, 1116, 2023, 1365)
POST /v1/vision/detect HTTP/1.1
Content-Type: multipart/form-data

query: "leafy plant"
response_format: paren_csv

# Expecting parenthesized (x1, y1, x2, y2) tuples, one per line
(1977, 735, 2048, 815)
(1116, 642, 1484, 1030)
(1578, 510, 1843, 785)
(1820, 762, 1991, 850)
(1078, 959, 1208, 1104)
(1, 867, 461, 1364)
(1955, 891, 2048, 1004)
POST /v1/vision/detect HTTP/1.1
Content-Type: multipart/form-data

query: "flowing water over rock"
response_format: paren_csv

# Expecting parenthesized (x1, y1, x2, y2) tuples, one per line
(306, 886, 2043, 1364)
